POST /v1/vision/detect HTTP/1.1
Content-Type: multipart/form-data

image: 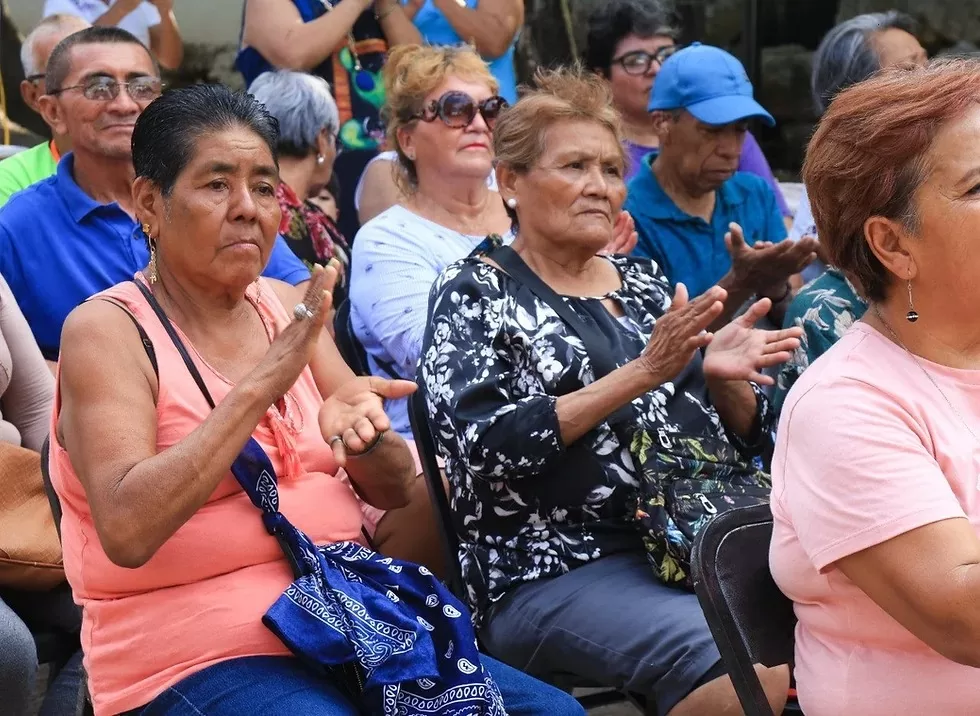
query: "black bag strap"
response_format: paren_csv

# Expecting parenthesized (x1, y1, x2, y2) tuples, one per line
(133, 280, 216, 410)
(489, 245, 631, 426)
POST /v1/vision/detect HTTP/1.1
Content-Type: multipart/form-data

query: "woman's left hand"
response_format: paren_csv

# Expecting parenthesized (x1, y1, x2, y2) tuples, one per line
(319, 376, 417, 465)
(702, 297, 803, 385)
(600, 210, 638, 256)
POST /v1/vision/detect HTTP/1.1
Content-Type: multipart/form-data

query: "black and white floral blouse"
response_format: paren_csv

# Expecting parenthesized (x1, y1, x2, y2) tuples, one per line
(419, 243, 772, 625)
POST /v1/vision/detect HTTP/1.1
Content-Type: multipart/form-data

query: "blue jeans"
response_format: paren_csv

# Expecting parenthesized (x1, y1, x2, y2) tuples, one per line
(138, 654, 585, 715)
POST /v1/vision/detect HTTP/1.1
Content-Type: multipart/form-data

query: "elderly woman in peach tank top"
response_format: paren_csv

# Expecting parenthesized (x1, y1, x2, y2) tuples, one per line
(771, 59, 980, 716)
(52, 83, 584, 716)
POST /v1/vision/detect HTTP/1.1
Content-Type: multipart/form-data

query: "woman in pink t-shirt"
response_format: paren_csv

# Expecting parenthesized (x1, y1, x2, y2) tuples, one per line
(771, 59, 980, 715)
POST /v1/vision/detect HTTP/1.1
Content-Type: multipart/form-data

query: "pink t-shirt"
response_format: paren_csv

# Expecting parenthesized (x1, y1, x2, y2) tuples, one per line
(51, 279, 366, 715)
(771, 321, 980, 716)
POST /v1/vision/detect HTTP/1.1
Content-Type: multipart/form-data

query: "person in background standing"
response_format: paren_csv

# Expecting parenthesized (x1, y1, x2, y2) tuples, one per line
(584, 0, 791, 220)
(0, 13, 90, 208)
(401, 0, 523, 104)
(41, 0, 183, 69)
(237, 0, 422, 241)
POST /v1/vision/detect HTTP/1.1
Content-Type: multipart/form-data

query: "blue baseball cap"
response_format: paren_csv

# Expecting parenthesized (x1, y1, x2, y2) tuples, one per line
(647, 42, 774, 127)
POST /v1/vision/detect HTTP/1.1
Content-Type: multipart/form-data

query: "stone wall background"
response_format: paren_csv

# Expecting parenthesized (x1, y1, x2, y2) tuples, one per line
(5, 0, 980, 175)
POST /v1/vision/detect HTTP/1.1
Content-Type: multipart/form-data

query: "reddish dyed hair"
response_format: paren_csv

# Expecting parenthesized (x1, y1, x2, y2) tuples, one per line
(803, 58, 980, 301)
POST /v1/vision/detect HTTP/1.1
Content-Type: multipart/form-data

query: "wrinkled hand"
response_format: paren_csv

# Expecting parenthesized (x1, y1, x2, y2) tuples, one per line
(252, 261, 338, 401)
(637, 283, 727, 385)
(600, 210, 638, 256)
(702, 297, 803, 385)
(319, 376, 417, 466)
(726, 222, 819, 297)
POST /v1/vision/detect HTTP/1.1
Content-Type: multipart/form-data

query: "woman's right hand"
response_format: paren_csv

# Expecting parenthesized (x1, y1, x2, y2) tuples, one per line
(250, 261, 339, 402)
(635, 283, 727, 387)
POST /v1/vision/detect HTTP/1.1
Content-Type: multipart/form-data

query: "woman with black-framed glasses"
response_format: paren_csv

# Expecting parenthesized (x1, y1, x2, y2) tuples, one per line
(584, 0, 790, 219)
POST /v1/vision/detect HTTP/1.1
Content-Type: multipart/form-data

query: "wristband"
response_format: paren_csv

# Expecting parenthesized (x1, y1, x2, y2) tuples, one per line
(375, 4, 397, 21)
(764, 283, 791, 304)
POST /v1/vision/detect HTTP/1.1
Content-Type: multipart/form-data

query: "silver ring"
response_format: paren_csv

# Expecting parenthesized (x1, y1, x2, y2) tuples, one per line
(293, 302, 315, 321)
(328, 435, 345, 447)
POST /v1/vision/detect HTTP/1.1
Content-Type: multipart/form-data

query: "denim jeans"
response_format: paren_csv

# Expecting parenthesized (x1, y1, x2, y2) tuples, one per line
(138, 654, 586, 715)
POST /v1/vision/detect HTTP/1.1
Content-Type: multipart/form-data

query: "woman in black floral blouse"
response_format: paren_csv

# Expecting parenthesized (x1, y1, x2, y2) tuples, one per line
(249, 69, 351, 302)
(419, 68, 799, 715)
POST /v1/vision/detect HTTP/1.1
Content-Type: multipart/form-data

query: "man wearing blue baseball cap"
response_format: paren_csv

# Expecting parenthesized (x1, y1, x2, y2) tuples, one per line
(625, 43, 817, 325)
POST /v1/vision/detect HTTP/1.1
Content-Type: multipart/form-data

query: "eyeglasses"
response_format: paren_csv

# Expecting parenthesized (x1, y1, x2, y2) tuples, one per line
(612, 45, 679, 76)
(412, 91, 509, 129)
(25, 73, 45, 85)
(48, 76, 164, 102)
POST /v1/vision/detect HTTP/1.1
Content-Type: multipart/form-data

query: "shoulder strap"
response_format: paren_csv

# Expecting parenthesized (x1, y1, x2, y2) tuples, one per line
(133, 280, 217, 410)
(490, 246, 620, 379)
(92, 297, 159, 378)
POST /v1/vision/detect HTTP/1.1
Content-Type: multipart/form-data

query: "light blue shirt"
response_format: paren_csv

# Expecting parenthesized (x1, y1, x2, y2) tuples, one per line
(350, 205, 513, 437)
(404, 0, 519, 104)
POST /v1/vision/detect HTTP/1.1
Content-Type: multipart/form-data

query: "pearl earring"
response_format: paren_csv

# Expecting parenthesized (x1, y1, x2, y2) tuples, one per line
(316, 155, 325, 165)
(506, 198, 517, 209)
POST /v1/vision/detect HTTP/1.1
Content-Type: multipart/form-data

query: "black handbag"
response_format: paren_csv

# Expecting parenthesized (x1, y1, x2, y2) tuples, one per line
(488, 246, 770, 589)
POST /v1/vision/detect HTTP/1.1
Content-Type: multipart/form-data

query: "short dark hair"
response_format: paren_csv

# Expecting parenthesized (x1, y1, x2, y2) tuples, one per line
(45, 25, 158, 94)
(583, 0, 679, 76)
(132, 84, 280, 197)
(811, 11, 917, 115)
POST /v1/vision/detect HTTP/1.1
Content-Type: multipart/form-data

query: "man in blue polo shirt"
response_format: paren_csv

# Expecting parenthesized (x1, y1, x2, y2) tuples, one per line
(626, 43, 817, 324)
(0, 26, 309, 361)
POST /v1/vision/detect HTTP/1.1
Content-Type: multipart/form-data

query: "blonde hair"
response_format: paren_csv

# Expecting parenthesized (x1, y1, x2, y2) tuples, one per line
(383, 44, 498, 190)
(494, 66, 624, 176)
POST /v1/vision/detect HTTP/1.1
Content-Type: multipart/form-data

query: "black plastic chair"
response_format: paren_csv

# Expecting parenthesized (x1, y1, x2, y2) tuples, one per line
(406, 392, 645, 712)
(691, 503, 799, 716)
(333, 299, 372, 377)
(38, 436, 94, 716)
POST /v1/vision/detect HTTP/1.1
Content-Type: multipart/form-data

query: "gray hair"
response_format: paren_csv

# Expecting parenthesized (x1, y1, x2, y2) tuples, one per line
(811, 11, 917, 115)
(248, 70, 339, 159)
(20, 14, 90, 77)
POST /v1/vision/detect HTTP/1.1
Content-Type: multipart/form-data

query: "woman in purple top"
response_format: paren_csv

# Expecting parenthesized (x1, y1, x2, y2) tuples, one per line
(585, 0, 790, 217)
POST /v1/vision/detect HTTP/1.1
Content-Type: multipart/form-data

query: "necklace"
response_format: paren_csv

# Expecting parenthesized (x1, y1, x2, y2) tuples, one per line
(873, 305, 980, 449)
(318, 0, 376, 92)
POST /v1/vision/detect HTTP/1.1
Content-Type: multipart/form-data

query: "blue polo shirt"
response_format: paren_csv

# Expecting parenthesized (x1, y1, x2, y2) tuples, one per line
(625, 153, 787, 298)
(0, 154, 311, 360)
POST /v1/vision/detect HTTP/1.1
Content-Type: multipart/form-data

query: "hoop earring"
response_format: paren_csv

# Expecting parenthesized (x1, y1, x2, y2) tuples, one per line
(906, 278, 918, 323)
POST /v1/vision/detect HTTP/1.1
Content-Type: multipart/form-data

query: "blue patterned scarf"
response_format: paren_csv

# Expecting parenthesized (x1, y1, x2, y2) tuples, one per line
(231, 437, 507, 715)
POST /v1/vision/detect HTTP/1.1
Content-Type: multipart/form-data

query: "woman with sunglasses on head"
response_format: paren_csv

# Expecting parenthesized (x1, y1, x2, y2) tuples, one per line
(237, 0, 422, 240)
(584, 0, 789, 219)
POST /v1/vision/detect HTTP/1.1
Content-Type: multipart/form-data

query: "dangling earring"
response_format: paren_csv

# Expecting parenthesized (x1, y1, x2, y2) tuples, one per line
(906, 276, 918, 323)
(506, 197, 517, 209)
(148, 241, 159, 284)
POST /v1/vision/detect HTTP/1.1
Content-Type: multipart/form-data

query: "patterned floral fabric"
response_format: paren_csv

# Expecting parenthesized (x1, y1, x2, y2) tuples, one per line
(419, 243, 773, 624)
(277, 182, 351, 297)
(773, 267, 868, 414)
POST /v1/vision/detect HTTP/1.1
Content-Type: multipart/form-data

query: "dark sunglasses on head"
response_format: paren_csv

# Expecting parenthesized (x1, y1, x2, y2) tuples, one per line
(412, 91, 509, 129)
(48, 75, 164, 102)
(612, 45, 680, 76)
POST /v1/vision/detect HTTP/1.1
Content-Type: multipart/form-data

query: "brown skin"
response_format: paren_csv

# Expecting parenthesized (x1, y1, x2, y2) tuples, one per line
(57, 126, 417, 569)
(652, 110, 818, 325)
(403, 0, 524, 60)
(872, 27, 928, 68)
(37, 42, 161, 215)
(19, 17, 90, 155)
(607, 32, 676, 148)
(496, 117, 794, 713)
(844, 104, 980, 667)
(243, 0, 420, 72)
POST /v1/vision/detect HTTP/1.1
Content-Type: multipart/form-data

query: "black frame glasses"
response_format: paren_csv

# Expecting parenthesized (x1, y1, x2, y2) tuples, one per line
(25, 73, 45, 85)
(412, 91, 509, 129)
(48, 76, 164, 102)
(612, 45, 680, 76)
